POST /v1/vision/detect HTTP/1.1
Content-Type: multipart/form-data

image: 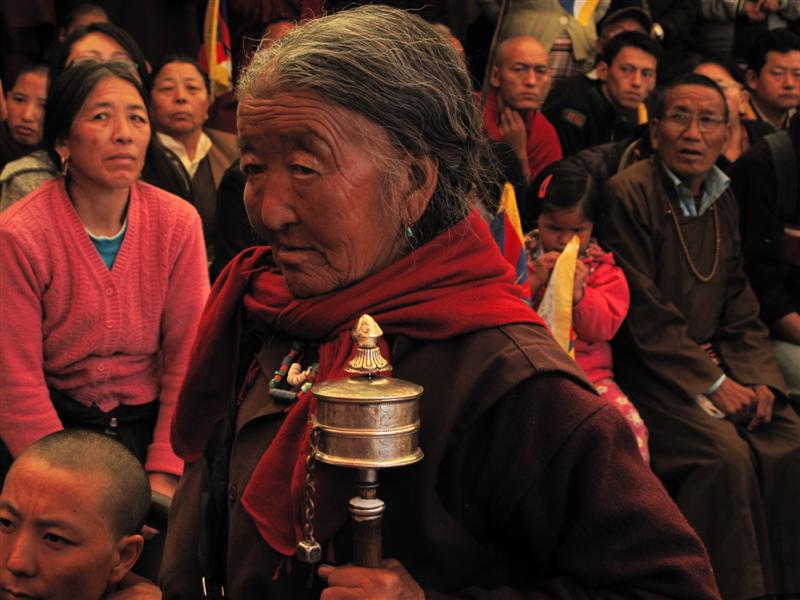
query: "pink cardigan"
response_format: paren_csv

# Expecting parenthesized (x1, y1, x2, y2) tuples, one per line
(0, 179, 210, 475)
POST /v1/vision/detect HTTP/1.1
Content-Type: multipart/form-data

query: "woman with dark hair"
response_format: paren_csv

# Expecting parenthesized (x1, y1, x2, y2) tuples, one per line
(150, 55, 238, 262)
(0, 64, 48, 172)
(0, 22, 192, 210)
(0, 60, 210, 498)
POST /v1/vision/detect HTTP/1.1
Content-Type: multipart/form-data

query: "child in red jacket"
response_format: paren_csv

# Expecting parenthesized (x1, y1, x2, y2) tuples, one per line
(526, 159, 649, 463)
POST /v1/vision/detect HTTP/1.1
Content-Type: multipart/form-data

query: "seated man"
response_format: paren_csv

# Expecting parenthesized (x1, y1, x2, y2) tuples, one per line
(0, 430, 160, 599)
(745, 28, 800, 131)
(482, 35, 562, 182)
(543, 30, 660, 156)
(731, 114, 800, 400)
(604, 73, 800, 599)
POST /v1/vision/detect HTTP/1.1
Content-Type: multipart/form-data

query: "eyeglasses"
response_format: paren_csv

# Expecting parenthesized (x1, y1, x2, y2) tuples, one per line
(661, 112, 727, 133)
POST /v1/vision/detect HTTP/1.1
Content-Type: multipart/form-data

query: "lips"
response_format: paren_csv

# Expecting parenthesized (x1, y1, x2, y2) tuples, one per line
(11, 126, 36, 139)
(677, 148, 704, 159)
(3, 588, 38, 598)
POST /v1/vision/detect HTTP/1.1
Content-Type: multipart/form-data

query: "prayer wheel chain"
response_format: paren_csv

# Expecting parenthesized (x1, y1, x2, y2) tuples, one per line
(296, 426, 322, 563)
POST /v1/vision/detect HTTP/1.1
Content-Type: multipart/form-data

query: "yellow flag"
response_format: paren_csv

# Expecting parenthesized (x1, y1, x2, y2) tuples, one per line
(538, 235, 580, 359)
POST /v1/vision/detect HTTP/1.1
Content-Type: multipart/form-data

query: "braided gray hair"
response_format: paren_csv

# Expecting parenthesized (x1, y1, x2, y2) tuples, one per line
(237, 5, 497, 244)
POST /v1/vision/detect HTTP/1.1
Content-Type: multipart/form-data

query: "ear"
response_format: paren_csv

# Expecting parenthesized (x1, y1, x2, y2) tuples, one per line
(596, 61, 608, 82)
(745, 68, 757, 91)
(108, 534, 144, 585)
(490, 65, 501, 88)
(55, 139, 70, 164)
(649, 118, 660, 152)
(738, 88, 750, 116)
(403, 155, 438, 226)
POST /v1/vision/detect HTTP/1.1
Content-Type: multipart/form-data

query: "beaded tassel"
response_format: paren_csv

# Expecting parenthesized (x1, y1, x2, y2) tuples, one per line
(269, 342, 304, 390)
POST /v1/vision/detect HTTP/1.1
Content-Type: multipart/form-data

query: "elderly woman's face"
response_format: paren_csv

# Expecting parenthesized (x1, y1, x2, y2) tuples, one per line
(57, 77, 150, 191)
(239, 91, 405, 297)
(150, 61, 210, 139)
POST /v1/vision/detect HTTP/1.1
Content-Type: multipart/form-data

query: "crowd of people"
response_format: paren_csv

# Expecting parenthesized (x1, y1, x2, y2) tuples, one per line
(0, 1, 799, 599)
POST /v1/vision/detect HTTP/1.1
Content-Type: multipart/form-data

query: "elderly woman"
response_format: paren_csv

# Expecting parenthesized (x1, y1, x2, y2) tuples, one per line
(0, 22, 192, 211)
(0, 61, 210, 498)
(150, 55, 239, 262)
(161, 7, 720, 599)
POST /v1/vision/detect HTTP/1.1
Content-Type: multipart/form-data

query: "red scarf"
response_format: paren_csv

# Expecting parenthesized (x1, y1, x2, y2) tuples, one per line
(172, 210, 543, 555)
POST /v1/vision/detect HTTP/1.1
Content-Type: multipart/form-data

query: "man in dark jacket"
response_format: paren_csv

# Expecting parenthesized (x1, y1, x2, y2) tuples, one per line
(730, 114, 800, 399)
(543, 30, 660, 156)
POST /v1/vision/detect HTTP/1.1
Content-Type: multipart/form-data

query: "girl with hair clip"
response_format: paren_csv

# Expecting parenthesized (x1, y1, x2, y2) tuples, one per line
(526, 158, 649, 463)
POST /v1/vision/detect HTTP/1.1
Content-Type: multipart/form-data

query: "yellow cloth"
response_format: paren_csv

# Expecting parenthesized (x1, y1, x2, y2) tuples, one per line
(538, 235, 580, 358)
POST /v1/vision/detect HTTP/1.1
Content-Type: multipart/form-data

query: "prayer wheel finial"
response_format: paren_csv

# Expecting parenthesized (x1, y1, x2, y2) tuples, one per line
(346, 314, 391, 374)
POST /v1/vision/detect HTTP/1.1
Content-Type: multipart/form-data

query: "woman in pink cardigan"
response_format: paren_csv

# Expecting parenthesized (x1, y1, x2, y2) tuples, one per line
(0, 61, 210, 498)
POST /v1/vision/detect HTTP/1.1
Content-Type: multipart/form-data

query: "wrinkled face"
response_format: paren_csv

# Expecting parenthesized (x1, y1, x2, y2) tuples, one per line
(58, 77, 151, 192)
(537, 207, 594, 254)
(490, 37, 550, 112)
(5, 72, 48, 146)
(599, 46, 657, 110)
(651, 84, 730, 191)
(238, 91, 408, 297)
(0, 458, 122, 600)
(67, 32, 131, 65)
(694, 63, 747, 121)
(748, 50, 800, 113)
(151, 61, 210, 138)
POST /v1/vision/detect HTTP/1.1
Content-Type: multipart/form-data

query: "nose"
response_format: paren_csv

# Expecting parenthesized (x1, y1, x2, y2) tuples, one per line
(111, 113, 134, 143)
(557, 231, 573, 249)
(245, 169, 298, 234)
(631, 71, 642, 88)
(784, 71, 800, 88)
(681, 115, 703, 139)
(20, 101, 37, 122)
(4, 533, 37, 578)
(523, 69, 538, 86)
(175, 83, 188, 104)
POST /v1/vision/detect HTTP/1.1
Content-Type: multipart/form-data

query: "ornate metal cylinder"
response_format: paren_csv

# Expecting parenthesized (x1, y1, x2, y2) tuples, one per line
(312, 375, 423, 468)
(310, 314, 424, 469)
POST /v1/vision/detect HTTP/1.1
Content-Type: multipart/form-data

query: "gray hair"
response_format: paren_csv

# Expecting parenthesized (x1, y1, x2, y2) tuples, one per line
(237, 5, 497, 244)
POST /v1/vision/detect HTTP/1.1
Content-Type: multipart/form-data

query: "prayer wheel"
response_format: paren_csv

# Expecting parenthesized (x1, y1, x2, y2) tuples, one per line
(311, 314, 424, 567)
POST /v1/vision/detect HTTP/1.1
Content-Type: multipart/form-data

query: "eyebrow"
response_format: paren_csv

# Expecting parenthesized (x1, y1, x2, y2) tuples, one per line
(0, 499, 81, 534)
(0, 499, 20, 518)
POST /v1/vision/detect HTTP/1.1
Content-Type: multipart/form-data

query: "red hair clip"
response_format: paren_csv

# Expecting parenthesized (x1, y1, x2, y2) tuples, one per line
(537, 174, 553, 200)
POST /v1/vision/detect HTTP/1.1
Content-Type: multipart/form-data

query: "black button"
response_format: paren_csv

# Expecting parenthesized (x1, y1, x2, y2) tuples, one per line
(228, 484, 237, 503)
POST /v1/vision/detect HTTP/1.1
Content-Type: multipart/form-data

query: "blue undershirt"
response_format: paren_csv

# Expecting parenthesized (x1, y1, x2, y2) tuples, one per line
(86, 219, 128, 270)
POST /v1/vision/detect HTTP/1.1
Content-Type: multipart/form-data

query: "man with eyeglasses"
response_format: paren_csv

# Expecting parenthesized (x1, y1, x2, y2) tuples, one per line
(602, 72, 800, 600)
(745, 29, 800, 131)
(543, 30, 660, 157)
